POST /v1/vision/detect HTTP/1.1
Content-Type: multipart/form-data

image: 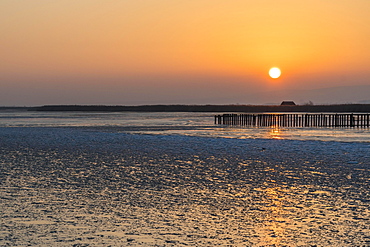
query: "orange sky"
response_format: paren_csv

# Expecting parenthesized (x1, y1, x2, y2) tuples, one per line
(1, 1, 369, 105)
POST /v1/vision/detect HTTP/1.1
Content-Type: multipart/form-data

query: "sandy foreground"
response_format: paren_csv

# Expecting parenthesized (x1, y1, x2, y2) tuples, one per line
(0, 127, 369, 246)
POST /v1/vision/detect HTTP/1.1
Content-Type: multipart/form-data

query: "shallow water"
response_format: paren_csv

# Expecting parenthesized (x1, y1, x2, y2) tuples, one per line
(1, 110, 370, 142)
(1, 127, 370, 246)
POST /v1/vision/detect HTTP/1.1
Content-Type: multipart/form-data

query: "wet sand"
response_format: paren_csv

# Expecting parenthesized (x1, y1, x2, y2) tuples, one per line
(1, 127, 370, 246)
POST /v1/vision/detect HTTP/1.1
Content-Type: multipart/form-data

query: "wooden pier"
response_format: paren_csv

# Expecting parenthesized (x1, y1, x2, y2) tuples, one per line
(214, 113, 370, 127)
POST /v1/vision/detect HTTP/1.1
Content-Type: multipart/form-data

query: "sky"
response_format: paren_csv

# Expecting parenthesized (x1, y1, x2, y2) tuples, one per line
(1, 0, 369, 106)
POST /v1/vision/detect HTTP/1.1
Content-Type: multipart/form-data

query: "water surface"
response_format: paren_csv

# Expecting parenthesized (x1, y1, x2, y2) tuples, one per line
(1, 110, 370, 142)
(0, 111, 369, 246)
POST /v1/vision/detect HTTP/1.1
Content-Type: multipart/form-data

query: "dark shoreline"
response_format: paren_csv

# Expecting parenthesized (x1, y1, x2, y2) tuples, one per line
(24, 104, 370, 113)
(2, 104, 370, 113)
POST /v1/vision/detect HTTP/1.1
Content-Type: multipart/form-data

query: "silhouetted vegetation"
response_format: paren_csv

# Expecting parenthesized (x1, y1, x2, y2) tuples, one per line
(0, 107, 30, 111)
(31, 104, 370, 113)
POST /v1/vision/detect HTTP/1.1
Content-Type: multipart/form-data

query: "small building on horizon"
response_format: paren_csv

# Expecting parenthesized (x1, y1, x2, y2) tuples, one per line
(280, 101, 296, 106)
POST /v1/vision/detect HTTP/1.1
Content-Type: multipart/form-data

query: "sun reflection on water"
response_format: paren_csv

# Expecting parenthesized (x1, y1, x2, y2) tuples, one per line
(268, 126, 283, 139)
(256, 186, 291, 246)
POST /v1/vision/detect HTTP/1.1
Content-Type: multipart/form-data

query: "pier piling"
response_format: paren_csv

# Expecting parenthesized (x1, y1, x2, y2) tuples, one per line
(214, 113, 370, 127)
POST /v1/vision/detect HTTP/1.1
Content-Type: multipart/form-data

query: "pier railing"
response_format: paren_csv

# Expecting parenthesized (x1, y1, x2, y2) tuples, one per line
(214, 113, 370, 127)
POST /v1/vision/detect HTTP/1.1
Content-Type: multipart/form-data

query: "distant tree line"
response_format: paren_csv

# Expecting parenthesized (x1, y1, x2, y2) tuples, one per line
(30, 104, 370, 113)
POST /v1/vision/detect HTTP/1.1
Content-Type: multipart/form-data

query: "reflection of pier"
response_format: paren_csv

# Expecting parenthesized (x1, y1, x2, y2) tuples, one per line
(215, 113, 370, 127)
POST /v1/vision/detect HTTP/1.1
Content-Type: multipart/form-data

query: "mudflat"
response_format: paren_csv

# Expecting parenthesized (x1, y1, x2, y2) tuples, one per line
(1, 127, 369, 246)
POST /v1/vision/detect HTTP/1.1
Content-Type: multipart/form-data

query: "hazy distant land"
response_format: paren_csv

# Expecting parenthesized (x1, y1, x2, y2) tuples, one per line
(21, 104, 370, 113)
(2, 104, 370, 113)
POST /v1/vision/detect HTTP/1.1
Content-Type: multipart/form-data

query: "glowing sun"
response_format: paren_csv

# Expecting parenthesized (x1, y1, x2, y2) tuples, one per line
(269, 67, 281, 79)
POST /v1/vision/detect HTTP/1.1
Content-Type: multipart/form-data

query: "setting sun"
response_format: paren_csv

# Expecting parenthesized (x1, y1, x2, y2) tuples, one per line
(269, 67, 281, 79)
(0, 1, 369, 106)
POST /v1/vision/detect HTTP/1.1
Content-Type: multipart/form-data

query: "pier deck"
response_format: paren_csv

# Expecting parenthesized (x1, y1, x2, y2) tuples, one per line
(215, 113, 370, 127)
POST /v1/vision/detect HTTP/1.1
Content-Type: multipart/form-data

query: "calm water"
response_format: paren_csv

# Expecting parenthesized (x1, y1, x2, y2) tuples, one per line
(1, 110, 370, 142)
(1, 110, 370, 246)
